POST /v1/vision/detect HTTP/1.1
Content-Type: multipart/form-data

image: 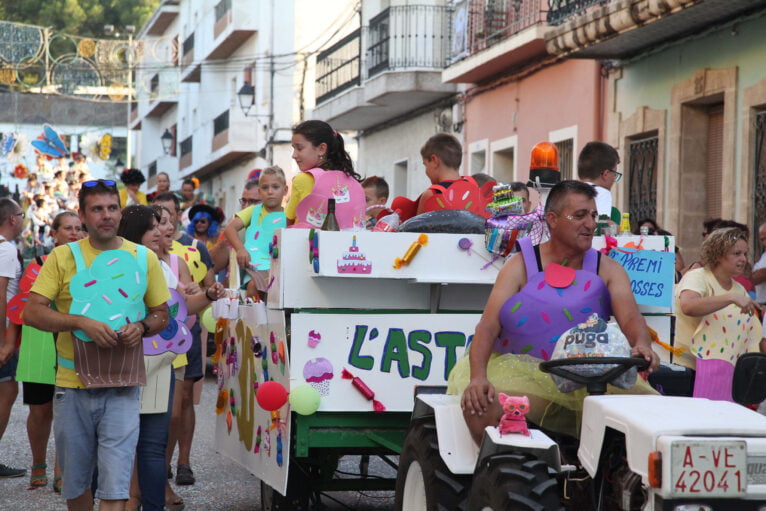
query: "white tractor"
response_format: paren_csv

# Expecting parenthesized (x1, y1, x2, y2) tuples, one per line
(395, 354, 766, 510)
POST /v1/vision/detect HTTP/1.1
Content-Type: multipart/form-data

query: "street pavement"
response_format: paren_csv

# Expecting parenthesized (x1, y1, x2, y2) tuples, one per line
(0, 374, 396, 510)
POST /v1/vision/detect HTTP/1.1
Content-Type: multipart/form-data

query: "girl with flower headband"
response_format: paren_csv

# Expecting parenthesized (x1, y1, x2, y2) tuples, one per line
(286, 120, 366, 230)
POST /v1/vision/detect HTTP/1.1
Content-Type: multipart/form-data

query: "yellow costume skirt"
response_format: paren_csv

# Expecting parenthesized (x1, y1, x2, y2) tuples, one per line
(447, 351, 658, 438)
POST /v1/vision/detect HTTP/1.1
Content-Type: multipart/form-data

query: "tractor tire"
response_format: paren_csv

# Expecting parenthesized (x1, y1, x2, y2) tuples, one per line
(394, 419, 470, 511)
(469, 453, 564, 511)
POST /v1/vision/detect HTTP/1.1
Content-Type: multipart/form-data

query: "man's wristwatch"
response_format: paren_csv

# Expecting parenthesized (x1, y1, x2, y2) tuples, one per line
(140, 319, 150, 336)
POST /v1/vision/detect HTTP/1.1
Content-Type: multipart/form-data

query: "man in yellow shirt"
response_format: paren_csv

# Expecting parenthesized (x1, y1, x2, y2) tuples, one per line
(26, 180, 170, 511)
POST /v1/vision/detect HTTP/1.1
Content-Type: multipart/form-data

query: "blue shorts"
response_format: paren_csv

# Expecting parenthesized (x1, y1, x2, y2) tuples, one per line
(184, 322, 203, 381)
(0, 351, 18, 382)
(53, 386, 140, 500)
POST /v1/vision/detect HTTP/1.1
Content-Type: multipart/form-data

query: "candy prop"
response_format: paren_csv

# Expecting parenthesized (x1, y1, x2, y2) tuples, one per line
(278, 340, 286, 375)
(69, 247, 148, 342)
(230, 388, 237, 417)
(143, 289, 192, 356)
(497, 394, 530, 436)
(270, 331, 278, 365)
(276, 433, 284, 466)
(289, 384, 321, 415)
(261, 347, 269, 382)
(341, 368, 386, 412)
(393, 234, 428, 269)
(549, 314, 636, 393)
(256, 381, 288, 411)
(201, 307, 216, 332)
(303, 357, 334, 396)
(457, 237, 502, 270)
(226, 410, 233, 433)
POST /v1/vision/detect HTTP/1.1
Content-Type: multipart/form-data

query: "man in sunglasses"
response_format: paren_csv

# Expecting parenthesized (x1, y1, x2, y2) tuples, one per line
(577, 141, 621, 221)
(25, 179, 170, 511)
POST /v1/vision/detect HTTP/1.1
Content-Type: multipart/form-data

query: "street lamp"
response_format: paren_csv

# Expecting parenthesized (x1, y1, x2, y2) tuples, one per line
(237, 83, 255, 116)
(161, 129, 174, 155)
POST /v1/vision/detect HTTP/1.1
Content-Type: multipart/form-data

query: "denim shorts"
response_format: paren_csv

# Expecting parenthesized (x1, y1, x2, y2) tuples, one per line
(53, 386, 140, 500)
(0, 350, 18, 382)
(184, 322, 203, 382)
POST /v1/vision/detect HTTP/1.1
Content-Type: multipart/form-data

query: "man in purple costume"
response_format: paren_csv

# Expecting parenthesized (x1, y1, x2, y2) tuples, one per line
(453, 180, 659, 444)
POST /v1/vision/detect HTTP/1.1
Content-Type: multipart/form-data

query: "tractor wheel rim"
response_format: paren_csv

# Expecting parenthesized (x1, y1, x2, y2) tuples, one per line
(401, 460, 427, 511)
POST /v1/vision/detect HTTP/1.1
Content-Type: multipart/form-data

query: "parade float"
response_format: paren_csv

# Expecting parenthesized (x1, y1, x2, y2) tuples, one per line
(211, 218, 680, 508)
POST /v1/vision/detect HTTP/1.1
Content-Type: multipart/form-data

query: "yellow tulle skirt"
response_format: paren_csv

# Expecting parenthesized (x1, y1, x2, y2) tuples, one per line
(447, 351, 658, 437)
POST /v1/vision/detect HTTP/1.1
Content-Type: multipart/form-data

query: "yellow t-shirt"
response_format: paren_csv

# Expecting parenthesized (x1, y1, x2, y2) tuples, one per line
(31, 238, 171, 388)
(285, 172, 315, 221)
(674, 267, 762, 370)
(235, 204, 271, 227)
(119, 188, 148, 206)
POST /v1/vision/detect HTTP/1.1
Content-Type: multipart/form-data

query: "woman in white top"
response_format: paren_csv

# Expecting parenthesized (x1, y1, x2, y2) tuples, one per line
(118, 205, 224, 511)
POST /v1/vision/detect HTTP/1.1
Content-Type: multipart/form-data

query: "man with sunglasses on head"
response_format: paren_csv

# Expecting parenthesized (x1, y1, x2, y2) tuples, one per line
(577, 141, 622, 222)
(25, 179, 170, 511)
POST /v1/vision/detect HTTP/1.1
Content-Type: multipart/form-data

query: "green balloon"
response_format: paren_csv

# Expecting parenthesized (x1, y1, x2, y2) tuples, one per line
(289, 384, 321, 415)
(201, 307, 216, 332)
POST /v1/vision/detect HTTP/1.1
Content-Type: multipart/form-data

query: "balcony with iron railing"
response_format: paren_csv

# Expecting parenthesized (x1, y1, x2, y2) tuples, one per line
(545, 0, 765, 59)
(443, 0, 549, 84)
(180, 31, 201, 82)
(314, 4, 456, 131)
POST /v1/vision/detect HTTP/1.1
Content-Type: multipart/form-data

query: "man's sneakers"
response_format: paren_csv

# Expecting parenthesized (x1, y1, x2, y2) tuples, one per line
(175, 464, 195, 485)
(0, 463, 26, 478)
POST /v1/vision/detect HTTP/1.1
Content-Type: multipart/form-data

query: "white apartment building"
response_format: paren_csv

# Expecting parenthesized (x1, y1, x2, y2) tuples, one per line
(312, 0, 457, 202)
(133, 0, 300, 220)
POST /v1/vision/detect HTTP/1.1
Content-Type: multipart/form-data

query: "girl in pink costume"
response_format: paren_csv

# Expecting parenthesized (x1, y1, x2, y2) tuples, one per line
(286, 120, 365, 230)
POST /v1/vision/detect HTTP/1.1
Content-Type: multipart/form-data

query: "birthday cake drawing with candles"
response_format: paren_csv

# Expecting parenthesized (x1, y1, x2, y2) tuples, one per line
(337, 235, 372, 274)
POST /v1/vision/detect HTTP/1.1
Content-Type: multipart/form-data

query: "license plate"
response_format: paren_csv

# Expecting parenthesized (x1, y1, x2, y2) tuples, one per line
(671, 441, 747, 497)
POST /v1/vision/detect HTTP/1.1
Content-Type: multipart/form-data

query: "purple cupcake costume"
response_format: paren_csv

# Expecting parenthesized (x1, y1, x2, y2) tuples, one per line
(494, 237, 612, 360)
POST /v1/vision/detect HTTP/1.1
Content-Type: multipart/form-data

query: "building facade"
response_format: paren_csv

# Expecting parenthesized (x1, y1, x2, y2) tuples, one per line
(547, 0, 766, 261)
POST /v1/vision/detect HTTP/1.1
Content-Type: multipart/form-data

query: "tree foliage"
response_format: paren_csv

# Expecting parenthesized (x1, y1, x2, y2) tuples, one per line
(0, 0, 160, 38)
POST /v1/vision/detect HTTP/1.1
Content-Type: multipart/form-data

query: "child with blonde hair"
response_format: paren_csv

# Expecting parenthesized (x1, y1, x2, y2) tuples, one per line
(224, 166, 287, 296)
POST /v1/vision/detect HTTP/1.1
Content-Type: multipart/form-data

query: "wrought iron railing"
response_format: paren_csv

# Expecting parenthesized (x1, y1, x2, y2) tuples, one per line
(368, 5, 451, 77)
(628, 135, 658, 226)
(316, 28, 361, 105)
(752, 111, 766, 257)
(547, 0, 605, 26)
(451, 0, 546, 63)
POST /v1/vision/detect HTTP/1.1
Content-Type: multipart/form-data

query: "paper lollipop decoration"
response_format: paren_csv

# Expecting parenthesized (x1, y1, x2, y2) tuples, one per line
(457, 237, 502, 270)
(256, 381, 288, 411)
(341, 368, 386, 412)
(69, 249, 148, 341)
(143, 289, 192, 356)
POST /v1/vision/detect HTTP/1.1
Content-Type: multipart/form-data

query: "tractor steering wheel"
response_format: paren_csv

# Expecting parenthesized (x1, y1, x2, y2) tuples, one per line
(539, 357, 649, 395)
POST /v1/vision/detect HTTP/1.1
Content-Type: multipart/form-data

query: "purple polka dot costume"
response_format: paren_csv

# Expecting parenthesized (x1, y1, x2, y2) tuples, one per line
(493, 237, 612, 360)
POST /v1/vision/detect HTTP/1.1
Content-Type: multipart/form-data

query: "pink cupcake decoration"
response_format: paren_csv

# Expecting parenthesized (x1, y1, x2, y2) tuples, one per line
(303, 357, 334, 396)
(308, 329, 322, 348)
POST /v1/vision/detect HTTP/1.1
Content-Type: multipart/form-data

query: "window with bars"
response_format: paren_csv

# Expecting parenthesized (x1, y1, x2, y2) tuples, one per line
(752, 110, 766, 257)
(628, 135, 658, 225)
(555, 139, 573, 180)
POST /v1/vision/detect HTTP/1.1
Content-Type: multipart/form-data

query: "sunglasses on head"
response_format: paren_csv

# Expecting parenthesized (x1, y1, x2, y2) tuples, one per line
(83, 179, 117, 189)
